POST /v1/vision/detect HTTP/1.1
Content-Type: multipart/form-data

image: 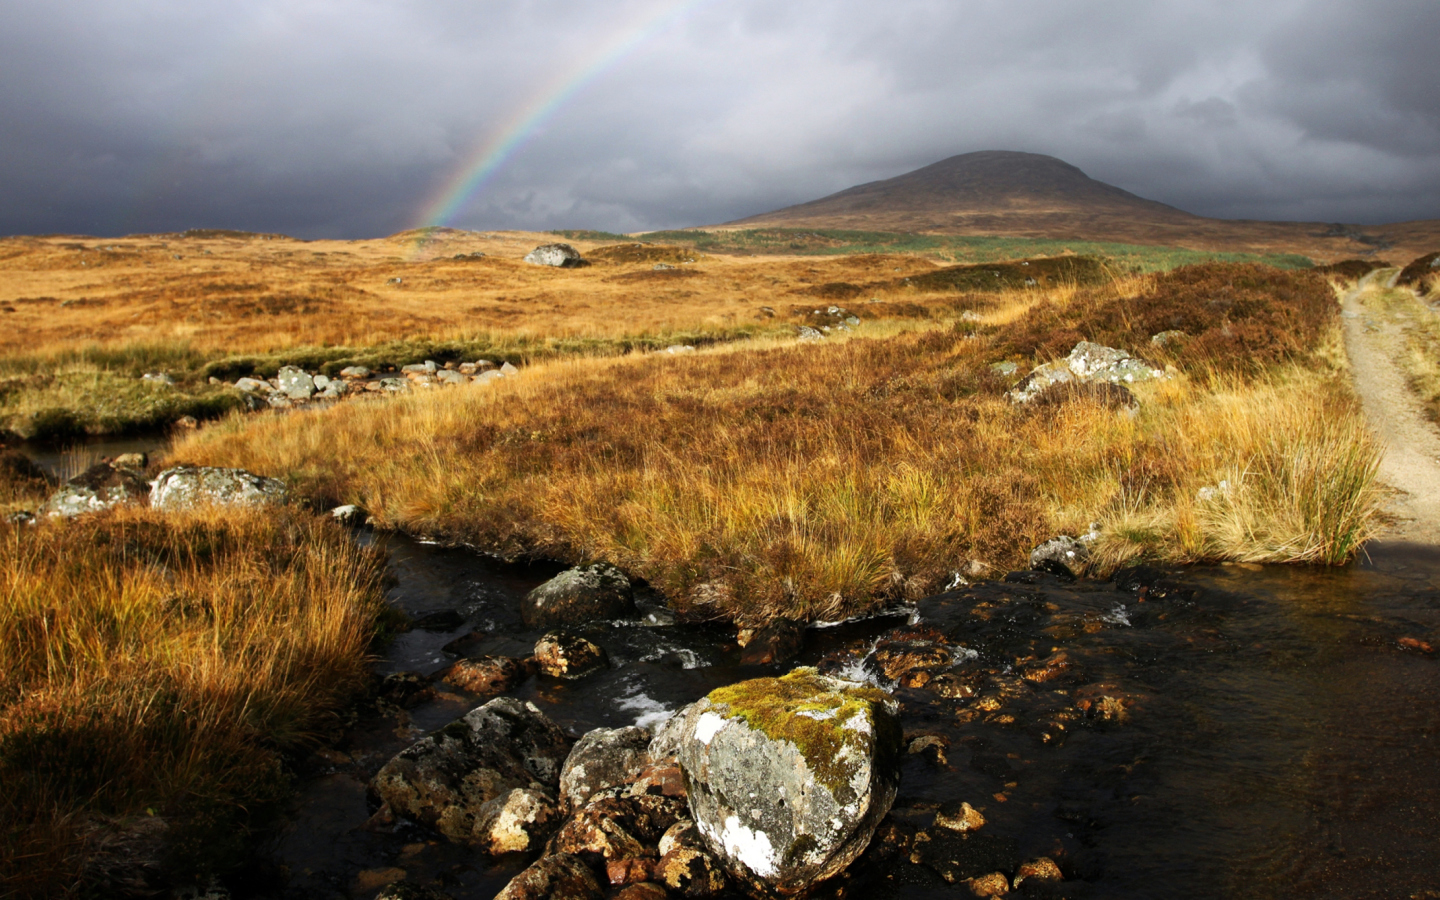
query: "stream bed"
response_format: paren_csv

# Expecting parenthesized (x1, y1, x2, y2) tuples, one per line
(234, 534, 1440, 899)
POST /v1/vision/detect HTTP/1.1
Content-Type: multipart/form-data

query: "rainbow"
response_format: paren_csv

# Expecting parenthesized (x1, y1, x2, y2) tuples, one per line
(408, 0, 715, 250)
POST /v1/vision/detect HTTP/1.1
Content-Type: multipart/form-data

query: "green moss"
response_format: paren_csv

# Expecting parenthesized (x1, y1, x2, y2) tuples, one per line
(706, 668, 893, 796)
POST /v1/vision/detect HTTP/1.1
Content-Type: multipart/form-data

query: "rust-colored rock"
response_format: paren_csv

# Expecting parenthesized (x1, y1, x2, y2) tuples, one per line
(626, 762, 686, 800)
(534, 631, 609, 679)
(968, 871, 1011, 896)
(495, 853, 604, 900)
(739, 619, 806, 665)
(655, 845, 728, 898)
(934, 801, 985, 833)
(1020, 651, 1074, 684)
(437, 655, 529, 696)
(606, 857, 655, 886)
(548, 793, 684, 863)
(1013, 856, 1063, 887)
(613, 885, 669, 900)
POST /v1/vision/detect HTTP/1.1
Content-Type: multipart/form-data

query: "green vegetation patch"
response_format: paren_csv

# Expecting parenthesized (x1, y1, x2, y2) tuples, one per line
(706, 668, 896, 796)
(0, 371, 245, 441)
(889, 255, 1110, 292)
(585, 243, 710, 266)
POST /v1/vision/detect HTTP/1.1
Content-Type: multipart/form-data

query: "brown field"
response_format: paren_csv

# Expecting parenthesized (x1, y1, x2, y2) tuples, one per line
(170, 264, 1381, 626)
(0, 228, 988, 358)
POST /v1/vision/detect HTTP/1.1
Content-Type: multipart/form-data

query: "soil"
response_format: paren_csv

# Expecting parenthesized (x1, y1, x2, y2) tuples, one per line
(1341, 270, 1440, 543)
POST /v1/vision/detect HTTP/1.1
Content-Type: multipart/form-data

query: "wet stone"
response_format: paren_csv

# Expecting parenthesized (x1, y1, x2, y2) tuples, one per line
(560, 725, 653, 811)
(934, 801, 986, 833)
(523, 562, 635, 627)
(870, 636, 957, 687)
(534, 631, 609, 680)
(968, 870, 1012, 896)
(440, 630, 487, 656)
(369, 697, 570, 845)
(436, 655, 529, 697)
(474, 787, 561, 855)
(379, 671, 436, 710)
(375, 881, 454, 900)
(912, 830, 1018, 886)
(613, 884, 669, 900)
(494, 853, 604, 900)
(1014, 856, 1063, 887)
(738, 619, 806, 666)
(549, 791, 685, 863)
(412, 609, 466, 632)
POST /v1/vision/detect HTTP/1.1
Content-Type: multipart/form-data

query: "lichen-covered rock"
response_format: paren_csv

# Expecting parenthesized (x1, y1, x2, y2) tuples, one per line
(1009, 341, 1164, 404)
(523, 563, 635, 627)
(276, 365, 315, 399)
(41, 463, 149, 518)
(648, 704, 695, 762)
(339, 365, 372, 380)
(613, 884, 668, 900)
(655, 844, 728, 898)
(934, 801, 985, 833)
(149, 466, 287, 510)
(370, 697, 570, 845)
(560, 726, 653, 811)
(1013, 856, 1063, 888)
(548, 791, 686, 862)
(375, 882, 455, 900)
(676, 668, 903, 896)
(436, 655, 530, 697)
(523, 243, 585, 268)
(534, 632, 609, 680)
(1028, 526, 1100, 576)
(494, 853, 604, 900)
(475, 787, 562, 855)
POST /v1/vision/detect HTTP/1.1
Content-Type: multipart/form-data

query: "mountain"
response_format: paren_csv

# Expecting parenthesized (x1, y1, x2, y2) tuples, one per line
(720, 151, 1435, 261)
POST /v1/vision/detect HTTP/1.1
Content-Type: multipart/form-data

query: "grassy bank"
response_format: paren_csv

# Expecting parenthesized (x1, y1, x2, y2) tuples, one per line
(0, 508, 389, 898)
(171, 263, 1381, 625)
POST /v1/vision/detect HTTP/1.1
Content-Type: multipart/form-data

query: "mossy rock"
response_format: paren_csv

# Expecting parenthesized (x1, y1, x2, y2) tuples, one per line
(676, 668, 902, 896)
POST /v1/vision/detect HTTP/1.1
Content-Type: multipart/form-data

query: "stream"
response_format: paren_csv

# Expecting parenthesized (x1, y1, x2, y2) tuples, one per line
(234, 532, 1440, 900)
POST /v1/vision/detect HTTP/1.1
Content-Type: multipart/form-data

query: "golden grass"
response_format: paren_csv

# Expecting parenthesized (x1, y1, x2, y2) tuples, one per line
(170, 264, 1382, 625)
(0, 507, 389, 897)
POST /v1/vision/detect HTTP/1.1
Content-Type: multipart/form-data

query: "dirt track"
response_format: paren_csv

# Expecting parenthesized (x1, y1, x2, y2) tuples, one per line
(1341, 270, 1440, 543)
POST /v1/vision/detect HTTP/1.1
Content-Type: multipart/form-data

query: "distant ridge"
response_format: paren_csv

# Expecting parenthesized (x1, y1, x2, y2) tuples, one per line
(719, 150, 1440, 262)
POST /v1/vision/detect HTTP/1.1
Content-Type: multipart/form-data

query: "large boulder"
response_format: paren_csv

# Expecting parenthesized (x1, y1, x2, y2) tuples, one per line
(675, 668, 903, 896)
(1009, 340, 1165, 404)
(559, 726, 653, 812)
(522, 563, 635, 627)
(150, 466, 287, 510)
(370, 697, 571, 846)
(41, 463, 149, 518)
(523, 243, 585, 268)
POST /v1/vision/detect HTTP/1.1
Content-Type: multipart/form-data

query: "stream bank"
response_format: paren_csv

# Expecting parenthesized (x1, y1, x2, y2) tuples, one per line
(232, 532, 1440, 900)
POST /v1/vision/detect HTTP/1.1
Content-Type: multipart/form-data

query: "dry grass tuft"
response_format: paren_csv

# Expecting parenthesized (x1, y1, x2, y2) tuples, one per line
(0, 507, 388, 897)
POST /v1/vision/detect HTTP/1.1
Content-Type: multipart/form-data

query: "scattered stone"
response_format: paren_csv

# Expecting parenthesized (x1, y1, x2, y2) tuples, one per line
(738, 619, 805, 666)
(990, 361, 1018, 377)
(676, 668, 903, 895)
(475, 787, 562, 855)
(665, 345, 697, 354)
(1196, 479, 1234, 503)
(233, 377, 274, 394)
(1013, 856, 1063, 888)
(330, 504, 366, 525)
(1009, 341, 1165, 404)
(436, 369, 467, 385)
(267, 394, 293, 409)
(534, 632, 609, 680)
(110, 452, 148, 469)
(560, 726, 653, 812)
(501, 361, 520, 376)
(379, 377, 410, 393)
(605, 857, 655, 886)
(557, 790, 687, 859)
(142, 372, 176, 386)
(339, 366, 372, 380)
(934, 801, 985, 833)
(655, 844, 728, 898)
(149, 466, 287, 510)
(437, 655, 530, 697)
(474, 370, 505, 385)
(613, 884, 668, 900)
(522, 562, 635, 627)
(313, 374, 331, 390)
(1150, 330, 1188, 348)
(494, 853, 604, 900)
(41, 463, 150, 518)
(523, 244, 585, 268)
(912, 830, 1018, 887)
(379, 672, 436, 710)
(796, 325, 825, 341)
(1028, 526, 1100, 577)
(370, 697, 571, 845)
(968, 871, 1011, 896)
(276, 365, 316, 400)
(172, 415, 200, 430)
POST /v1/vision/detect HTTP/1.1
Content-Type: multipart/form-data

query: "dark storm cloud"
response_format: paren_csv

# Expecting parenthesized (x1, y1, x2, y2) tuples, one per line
(1, 0, 1437, 237)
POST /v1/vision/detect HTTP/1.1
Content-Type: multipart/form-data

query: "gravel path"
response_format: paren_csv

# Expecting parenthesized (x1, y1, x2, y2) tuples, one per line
(1341, 269, 1440, 543)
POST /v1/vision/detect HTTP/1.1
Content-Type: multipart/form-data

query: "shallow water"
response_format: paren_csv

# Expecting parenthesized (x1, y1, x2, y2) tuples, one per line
(21, 433, 170, 479)
(247, 535, 1440, 900)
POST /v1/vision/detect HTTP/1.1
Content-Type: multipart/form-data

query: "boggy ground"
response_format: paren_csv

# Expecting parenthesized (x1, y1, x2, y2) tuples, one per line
(0, 227, 1310, 442)
(171, 263, 1382, 626)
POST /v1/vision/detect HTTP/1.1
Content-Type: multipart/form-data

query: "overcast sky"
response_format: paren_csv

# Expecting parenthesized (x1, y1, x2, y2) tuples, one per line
(2, 0, 1437, 238)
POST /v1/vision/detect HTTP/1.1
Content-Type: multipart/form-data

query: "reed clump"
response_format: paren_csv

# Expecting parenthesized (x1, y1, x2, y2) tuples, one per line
(172, 263, 1382, 625)
(0, 507, 389, 897)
